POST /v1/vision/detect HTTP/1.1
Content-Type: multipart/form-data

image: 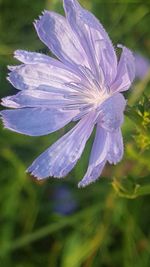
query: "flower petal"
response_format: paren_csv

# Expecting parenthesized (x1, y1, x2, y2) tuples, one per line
(107, 128, 124, 164)
(14, 50, 60, 65)
(1, 90, 77, 109)
(28, 112, 96, 179)
(111, 45, 135, 92)
(0, 108, 77, 136)
(8, 63, 81, 91)
(34, 11, 89, 68)
(98, 93, 126, 132)
(63, 0, 117, 84)
(78, 125, 108, 188)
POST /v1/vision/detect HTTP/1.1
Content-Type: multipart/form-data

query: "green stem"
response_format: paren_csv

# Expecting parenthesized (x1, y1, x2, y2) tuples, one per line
(4, 203, 101, 253)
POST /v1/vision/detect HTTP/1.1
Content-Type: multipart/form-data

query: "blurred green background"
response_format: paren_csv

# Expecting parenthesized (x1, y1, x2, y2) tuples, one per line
(0, 0, 150, 266)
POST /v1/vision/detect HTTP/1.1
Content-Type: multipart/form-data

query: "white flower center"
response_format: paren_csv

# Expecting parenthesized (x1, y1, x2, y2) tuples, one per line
(83, 87, 110, 108)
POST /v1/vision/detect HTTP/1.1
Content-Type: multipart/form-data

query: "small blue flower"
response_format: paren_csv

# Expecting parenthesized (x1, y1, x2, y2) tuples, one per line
(52, 185, 77, 215)
(1, 0, 135, 187)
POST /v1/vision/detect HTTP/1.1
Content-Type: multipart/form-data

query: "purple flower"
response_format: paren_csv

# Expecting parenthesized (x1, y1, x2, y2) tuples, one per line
(0, 0, 135, 187)
(134, 53, 150, 79)
(52, 185, 77, 215)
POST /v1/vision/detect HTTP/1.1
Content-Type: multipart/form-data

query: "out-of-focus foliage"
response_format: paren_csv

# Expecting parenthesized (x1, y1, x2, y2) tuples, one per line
(0, 0, 150, 266)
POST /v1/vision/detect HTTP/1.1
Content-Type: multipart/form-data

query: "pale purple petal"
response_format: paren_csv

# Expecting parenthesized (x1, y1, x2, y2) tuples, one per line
(1, 90, 93, 116)
(1, 90, 79, 109)
(34, 11, 89, 69)
(13, 50, 103, 90)
(28, 112, 96, 179)
(107, 128, 123, 164)
(14, 49, 88, 79)
(14, 50, 61, 65)
(78, 125, 108, 188)
(8, 63, 82, 91)
(0, 108, 77, 136)
(63, 0, 117, 84)
(111, 45, 135, 92)
(98, 93, 126, 132)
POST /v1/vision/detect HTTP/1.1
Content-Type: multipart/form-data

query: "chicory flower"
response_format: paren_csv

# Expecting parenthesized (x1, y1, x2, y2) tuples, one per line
(134, 52, 150, 79)
(1, 0, 135, 187)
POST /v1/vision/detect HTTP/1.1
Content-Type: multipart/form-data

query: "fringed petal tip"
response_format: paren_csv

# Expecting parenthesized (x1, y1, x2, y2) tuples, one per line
(33, 10, 49, 27)
(0, 111, 11, 131)
(78, 178, 97, 188)
(26, 167, 46, 180)
(117, 44, 135, 60)
(108, 157, 122, 165)
(27, 164, 44, 180)
(6, 74, 16, 88)
(78, 165, 104, 188)
(0, 97, 6, 107)
(117, 44, 135, 68)
(14, 50, 22, 60)
(14, 49, 30, 61)
(14, 49, 22, 57)
(0, 96, 18, 108)
(27, 165, 66, 180)
(42, 10, 49, 16)
(33, 19, 39, 31)
(6, 75, 10, 83)
(7, 65, 18, 71)
(0, 110, 30, 136)
(117, 43, 133, 53)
